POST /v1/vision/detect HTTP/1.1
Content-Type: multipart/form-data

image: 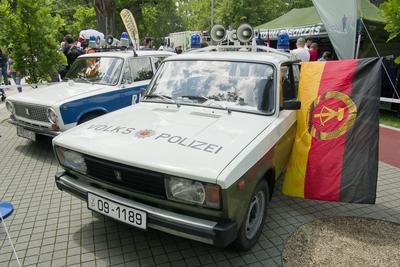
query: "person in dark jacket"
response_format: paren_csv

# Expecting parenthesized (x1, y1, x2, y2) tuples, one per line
(0, 49, 8, 85)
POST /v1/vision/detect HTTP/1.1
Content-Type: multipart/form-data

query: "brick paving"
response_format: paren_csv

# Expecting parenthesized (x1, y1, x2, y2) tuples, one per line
(0, 103, 399, 266)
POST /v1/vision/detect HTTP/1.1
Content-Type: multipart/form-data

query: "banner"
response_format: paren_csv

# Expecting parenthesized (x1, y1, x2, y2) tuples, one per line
(259, 24, 327, 40)
(312, 0, 357, 59)
(283, 58, 382, 204)
(120, 9, 140, 50)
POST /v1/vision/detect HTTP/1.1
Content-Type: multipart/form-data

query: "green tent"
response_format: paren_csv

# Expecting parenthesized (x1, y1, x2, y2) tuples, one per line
(255, 0, 398, 58)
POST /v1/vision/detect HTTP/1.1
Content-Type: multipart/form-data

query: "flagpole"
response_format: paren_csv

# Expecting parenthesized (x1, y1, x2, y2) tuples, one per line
(360, 18, 399, 100)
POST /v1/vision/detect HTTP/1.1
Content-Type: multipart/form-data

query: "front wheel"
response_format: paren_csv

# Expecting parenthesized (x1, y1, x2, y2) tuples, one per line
(234, 180, 269, 251)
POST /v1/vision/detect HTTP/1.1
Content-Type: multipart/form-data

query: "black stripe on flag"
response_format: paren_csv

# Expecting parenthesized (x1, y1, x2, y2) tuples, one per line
(340, 58, 382, 204)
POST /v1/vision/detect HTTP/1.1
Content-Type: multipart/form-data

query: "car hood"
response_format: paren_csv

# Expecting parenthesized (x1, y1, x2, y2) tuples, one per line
(7, 82, 107, 106)
(53, 102, 276, 184)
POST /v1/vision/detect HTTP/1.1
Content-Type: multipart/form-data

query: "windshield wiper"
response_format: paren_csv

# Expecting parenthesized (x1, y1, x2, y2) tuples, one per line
(205, 99, 232, 114)
(180, 95, 209, 103)
(144, 94, 180, 108)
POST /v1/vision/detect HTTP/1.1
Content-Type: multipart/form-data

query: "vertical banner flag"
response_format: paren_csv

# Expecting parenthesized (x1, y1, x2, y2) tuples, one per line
(283, 58, 382, 204)
(120, 9, 140, 50)
(312, 0, 357, 59)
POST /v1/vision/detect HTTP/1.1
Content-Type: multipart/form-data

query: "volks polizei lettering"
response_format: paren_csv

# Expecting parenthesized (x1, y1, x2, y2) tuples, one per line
(155, 133, 223, 154)
(87, 124, 135, 134)
(87, 125, 224, 154)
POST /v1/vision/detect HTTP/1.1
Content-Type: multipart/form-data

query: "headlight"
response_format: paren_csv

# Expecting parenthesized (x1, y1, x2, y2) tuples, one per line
(165, 176, 221, 209)
(55, 146, 87, 174)
(5, 100, 15, 114)
(47, 108, 58, 124)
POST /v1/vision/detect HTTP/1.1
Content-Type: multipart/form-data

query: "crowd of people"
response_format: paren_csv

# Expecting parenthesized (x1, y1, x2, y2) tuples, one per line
(291, 37, 332, 62)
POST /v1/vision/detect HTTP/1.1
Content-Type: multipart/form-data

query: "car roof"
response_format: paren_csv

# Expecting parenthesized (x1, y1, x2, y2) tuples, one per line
(164, 51, 292, 65)
(79, 50, 176, 59)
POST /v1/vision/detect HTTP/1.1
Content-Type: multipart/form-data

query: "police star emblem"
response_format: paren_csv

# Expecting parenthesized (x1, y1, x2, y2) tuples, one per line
(135, 129, 155, 138)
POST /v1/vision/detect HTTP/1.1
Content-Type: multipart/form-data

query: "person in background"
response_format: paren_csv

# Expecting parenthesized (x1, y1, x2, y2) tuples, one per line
(0, 48, 8, 86)
(175, 46, 183, 54)
(200, 41, 209, 48)
(7, 48, 22, 93)
(142, 37, 153, 50)
(318, 51, 333, 61)
(305, 37, 313, 49)
(62, 35, 83, 76)
(309, 42, 319, 61)
(291, 38, 310, 62)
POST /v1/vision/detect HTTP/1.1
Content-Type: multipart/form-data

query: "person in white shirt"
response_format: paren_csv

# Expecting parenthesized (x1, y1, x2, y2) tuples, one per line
(291, 38, 310, 62)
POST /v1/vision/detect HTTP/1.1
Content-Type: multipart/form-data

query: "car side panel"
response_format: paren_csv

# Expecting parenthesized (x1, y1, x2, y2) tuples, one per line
(60, 83, 148, 125)
(222, 123, 297, 228)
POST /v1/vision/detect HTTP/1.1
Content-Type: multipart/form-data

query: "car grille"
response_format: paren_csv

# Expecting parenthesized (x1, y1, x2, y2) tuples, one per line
(13, 102, 48, 122)
(84, 155, 166, 198)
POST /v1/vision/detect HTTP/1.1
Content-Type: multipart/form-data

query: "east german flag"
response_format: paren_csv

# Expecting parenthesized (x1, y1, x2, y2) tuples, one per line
(283, 58, 382, 204)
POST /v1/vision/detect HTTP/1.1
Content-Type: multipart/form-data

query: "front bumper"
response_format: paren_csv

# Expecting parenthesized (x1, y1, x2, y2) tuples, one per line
(55, 171, 237, 247)
(8, 117, 61, 137)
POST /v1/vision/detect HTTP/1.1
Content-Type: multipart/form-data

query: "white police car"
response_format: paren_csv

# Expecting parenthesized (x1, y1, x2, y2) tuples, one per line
(5, 50, 175, 141)
(53, 45, 301, 250)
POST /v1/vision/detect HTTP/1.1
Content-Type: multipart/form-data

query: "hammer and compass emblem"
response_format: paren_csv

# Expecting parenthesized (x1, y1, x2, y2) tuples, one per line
(307, 91, 357, 140)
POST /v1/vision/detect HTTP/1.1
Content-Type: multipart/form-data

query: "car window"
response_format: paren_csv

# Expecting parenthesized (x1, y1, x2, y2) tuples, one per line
(129, 57, 153, 82)
(122, 62, 133, 84)
(145, 60, 275, 115)
(66, 57, 123, 85)
(280, 64, 298, 108)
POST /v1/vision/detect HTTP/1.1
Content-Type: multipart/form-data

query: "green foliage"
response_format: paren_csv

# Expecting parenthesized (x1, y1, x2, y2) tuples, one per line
(176, 0, 312, 32)
(381, 0, 400, 64)
(177, 0, 212, 31)
(0, 0, 65, 83)
(65, 6, 97, 38)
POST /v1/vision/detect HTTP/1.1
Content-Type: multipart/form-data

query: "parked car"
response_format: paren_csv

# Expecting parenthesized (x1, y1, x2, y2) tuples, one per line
(5, 50, 175, 141)
(53, 46, 300, 250)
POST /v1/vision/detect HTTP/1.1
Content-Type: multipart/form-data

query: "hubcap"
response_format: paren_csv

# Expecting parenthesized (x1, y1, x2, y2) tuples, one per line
(245, 190, 265, 239)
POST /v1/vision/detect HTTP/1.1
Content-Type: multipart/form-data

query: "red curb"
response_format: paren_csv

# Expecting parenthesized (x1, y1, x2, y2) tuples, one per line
(379, 127, 400, 168)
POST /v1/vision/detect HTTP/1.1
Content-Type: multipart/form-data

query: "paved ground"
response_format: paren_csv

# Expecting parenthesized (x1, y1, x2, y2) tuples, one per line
(0, 88, 399, 266)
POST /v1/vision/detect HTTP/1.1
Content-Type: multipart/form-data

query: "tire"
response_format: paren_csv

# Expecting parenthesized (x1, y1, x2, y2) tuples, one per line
(234, 180, 269, 251)
(78, 112, 102, 125)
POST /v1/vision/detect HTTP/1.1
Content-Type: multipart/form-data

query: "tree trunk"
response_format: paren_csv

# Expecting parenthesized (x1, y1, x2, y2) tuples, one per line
(94, 0, 116, 37)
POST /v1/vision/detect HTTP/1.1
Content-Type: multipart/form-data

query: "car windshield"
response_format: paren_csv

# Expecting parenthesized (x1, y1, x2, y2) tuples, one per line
(145, 60, 275, 114)
(65, 57, 123, 85)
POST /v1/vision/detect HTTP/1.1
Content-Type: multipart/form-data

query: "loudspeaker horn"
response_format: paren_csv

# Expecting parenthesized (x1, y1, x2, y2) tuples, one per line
(210, 24, 227, 43)
(228, 30, 238, 43)
(106, 35, 120, 46)
(237, 23, 254, 43)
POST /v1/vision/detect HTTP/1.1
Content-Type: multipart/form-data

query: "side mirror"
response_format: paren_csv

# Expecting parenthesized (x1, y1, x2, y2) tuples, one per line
(283, 99, 301, 110)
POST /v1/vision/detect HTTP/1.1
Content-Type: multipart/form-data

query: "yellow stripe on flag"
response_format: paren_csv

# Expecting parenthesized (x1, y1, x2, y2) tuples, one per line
(282, 62, 325, 198)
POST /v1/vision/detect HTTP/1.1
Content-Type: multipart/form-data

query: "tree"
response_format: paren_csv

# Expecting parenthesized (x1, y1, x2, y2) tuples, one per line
(214, 0, 312, 29)
(381, 0, 400, 63)
(0, 0, 64, 83)
(65, 6, 97, 38)
(94, 0, 116, 36)
(177, 0, 212, 31)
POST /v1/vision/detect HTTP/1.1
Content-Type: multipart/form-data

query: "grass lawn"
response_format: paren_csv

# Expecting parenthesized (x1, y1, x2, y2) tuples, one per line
(380, 110, 400, 128)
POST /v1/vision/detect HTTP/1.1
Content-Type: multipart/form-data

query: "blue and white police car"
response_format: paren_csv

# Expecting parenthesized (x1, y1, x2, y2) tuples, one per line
(5, 50, 175, 141)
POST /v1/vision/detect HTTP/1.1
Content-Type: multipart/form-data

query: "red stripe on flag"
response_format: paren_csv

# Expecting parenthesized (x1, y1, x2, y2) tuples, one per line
(304, 60, 357, 201)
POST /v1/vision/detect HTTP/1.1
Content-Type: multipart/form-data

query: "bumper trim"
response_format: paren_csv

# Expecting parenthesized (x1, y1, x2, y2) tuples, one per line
(8, 118, 60, 137)
(55, 172, 237, 247)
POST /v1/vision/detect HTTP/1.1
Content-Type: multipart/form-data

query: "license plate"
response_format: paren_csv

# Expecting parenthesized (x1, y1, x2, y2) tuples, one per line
(17, 127, 36, 141)
(87, 193, 147, 230)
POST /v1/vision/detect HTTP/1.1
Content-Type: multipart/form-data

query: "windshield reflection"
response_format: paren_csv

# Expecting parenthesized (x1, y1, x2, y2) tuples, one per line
(65, 57, 123, 85)
(145, 60, 275, 114)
